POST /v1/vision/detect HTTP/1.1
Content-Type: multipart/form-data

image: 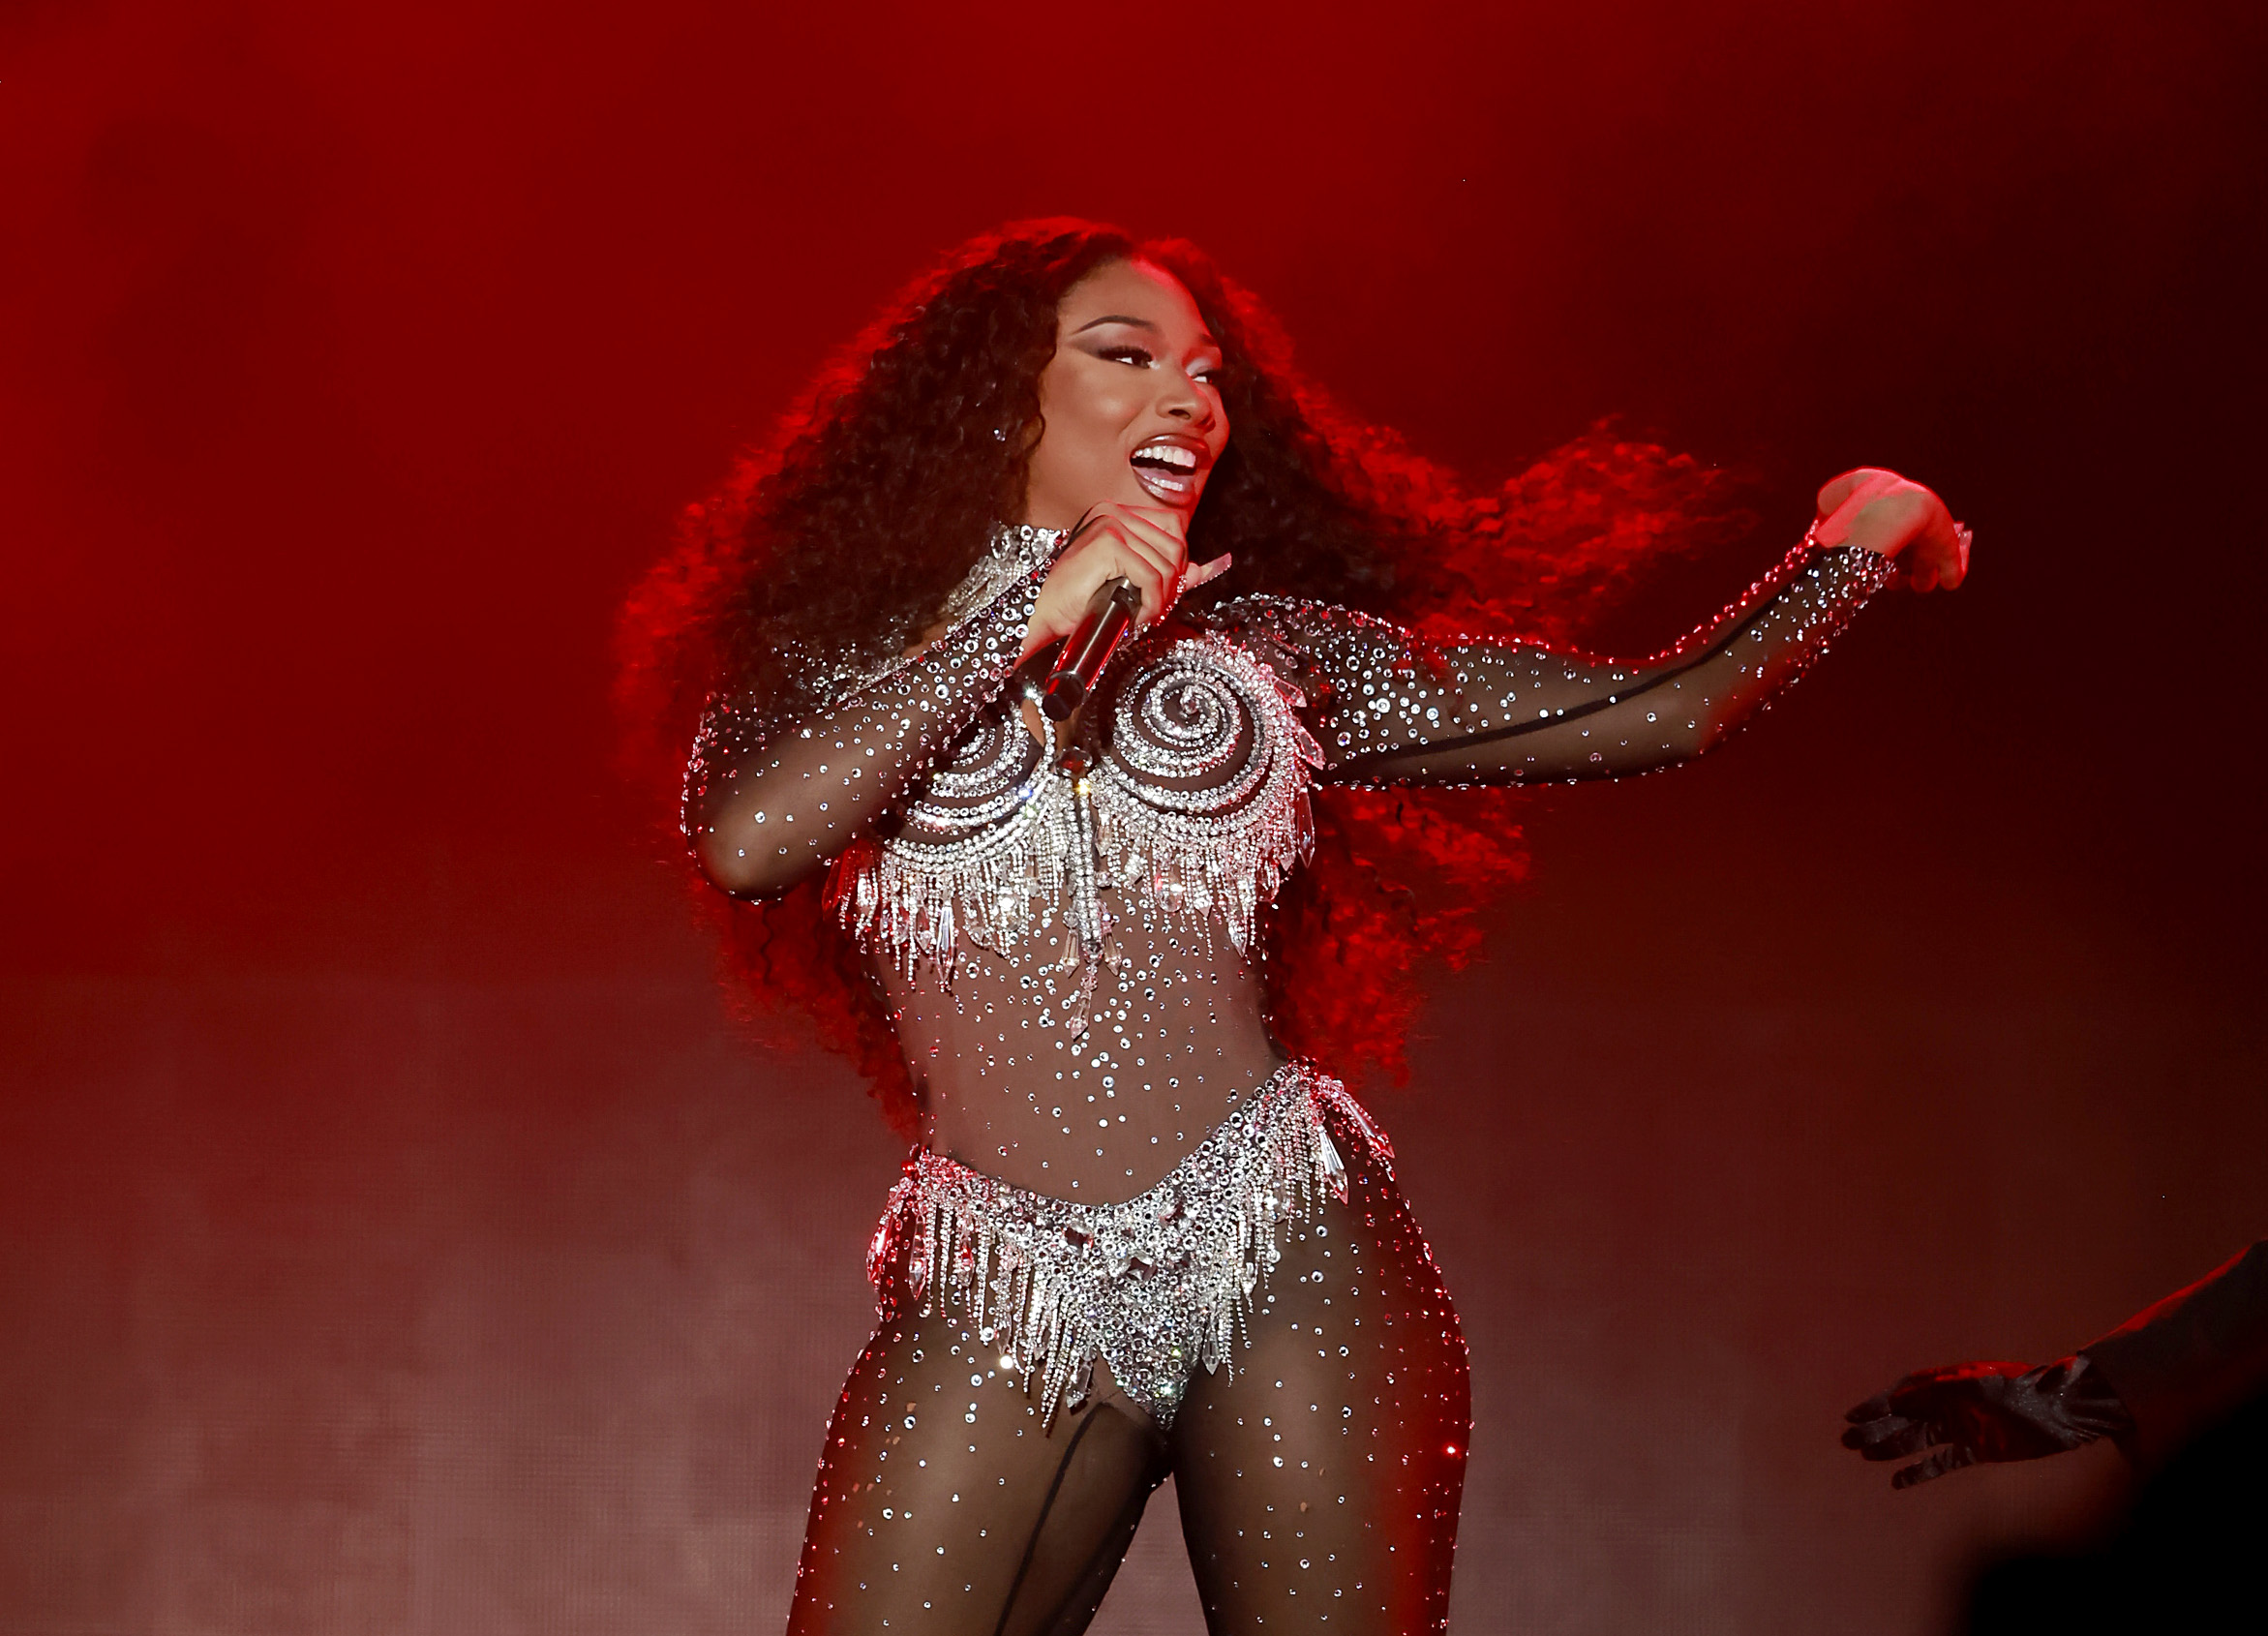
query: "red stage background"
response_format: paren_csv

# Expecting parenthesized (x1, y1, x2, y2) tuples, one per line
(5, 1, 2265, 1630)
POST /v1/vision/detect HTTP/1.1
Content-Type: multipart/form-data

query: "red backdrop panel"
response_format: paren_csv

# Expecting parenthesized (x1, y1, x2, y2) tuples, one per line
(4, 1, 2263, 1630)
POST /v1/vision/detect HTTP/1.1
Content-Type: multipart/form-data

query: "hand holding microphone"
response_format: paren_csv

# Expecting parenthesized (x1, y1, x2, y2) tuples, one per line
(1020, 502, 1231, 716)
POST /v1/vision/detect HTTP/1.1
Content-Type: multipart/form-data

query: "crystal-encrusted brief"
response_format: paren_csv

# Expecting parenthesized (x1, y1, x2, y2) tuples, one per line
(865, 1062, 1393, 1428)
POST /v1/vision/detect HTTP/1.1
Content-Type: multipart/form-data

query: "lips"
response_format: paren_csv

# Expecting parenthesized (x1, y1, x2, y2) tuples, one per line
(1129, 434, 1212, 504)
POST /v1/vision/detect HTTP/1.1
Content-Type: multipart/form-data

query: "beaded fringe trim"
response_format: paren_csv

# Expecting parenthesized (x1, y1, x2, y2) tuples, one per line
(865, 1063, 1392, 1429)
(828, 782, 1066, 983)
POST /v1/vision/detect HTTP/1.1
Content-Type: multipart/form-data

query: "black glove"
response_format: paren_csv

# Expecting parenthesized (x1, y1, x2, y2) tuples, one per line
(1842, 1353, 2133, 1488)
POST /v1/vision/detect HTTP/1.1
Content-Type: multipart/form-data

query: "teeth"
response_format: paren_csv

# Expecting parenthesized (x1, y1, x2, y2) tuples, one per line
(1135, 444, 1197, 470)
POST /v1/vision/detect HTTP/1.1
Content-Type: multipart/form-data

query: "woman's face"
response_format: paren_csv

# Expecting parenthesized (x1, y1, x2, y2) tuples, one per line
(1021, 258, 1229, 530)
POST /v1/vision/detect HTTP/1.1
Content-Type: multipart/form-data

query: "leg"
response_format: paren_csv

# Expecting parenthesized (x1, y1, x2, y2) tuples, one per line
(789, 1301, 1169, 1635)
(1167, 1128, 1470, 1633)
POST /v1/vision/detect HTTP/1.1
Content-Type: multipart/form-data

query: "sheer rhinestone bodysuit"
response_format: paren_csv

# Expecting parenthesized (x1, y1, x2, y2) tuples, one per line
(684, 526, 1896, 1634)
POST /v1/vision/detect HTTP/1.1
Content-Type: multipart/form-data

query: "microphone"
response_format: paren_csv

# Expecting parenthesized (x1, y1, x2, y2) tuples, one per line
(1041, 578, 1143, 721)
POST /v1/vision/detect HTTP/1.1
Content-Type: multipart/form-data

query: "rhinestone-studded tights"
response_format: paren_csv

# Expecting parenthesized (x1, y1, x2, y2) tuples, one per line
(788, 1127, 1468, 1634)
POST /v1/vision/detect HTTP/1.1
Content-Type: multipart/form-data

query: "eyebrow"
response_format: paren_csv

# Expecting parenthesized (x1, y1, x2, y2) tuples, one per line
(1071, 314, 1223, 351)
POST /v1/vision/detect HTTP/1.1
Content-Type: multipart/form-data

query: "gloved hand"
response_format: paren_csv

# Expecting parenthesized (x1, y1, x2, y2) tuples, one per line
(1842, 1353, 2133, 1488)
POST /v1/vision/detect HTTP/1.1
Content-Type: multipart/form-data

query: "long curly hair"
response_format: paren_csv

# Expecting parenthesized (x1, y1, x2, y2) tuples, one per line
(620, 218, 1754, 1131)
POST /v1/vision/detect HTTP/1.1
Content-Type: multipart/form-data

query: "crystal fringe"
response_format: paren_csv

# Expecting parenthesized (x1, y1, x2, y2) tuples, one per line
(864, 1063, 1393, 1428)
(829, 783, 1071, 985)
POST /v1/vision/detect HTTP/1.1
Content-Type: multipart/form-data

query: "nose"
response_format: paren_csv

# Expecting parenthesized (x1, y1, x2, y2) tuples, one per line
(1157, 365, 1215, 427)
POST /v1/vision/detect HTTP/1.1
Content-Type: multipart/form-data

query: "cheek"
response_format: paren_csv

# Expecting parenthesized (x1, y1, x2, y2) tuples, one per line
(1038, 370, 1138, 467)
(1069, 379, 1143, 436)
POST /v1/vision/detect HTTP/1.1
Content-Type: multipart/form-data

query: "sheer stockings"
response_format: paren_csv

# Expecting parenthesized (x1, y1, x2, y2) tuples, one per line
(1169, 1130, 1468, 1633)
(785, 1313, 1162, 1636)
(789, 1132, 1468, 1634)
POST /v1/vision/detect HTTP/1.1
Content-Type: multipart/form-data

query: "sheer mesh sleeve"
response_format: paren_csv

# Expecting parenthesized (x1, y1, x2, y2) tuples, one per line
(1206, 535, 1899, 787)
(683, 565, 1044, 898)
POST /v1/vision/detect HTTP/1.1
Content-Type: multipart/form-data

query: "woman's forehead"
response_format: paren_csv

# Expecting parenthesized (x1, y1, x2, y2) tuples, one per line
(1058, 258, 1207, 336)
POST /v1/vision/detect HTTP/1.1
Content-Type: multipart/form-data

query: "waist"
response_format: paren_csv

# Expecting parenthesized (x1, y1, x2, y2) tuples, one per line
(886, 1060, 1393, 1234)
(884, 931, 1291, 1200)
(920, 1041, 1293, 1203)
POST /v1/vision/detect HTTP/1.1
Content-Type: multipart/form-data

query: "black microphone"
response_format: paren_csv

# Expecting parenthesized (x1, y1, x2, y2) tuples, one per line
(1041, 578, 1143, 721)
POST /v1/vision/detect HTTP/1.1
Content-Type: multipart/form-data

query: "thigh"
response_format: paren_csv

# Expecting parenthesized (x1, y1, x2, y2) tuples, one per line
(789, 1298, 1167, 1636)
(1167, 1136, 1470, 1635)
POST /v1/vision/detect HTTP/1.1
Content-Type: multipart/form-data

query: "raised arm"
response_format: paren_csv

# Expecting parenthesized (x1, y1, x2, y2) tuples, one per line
(683, 565, 1044, 898)
(1210, 470, 1964, 787)
(1219, 537, 1893, 786)
(685, 501, 1207, 898)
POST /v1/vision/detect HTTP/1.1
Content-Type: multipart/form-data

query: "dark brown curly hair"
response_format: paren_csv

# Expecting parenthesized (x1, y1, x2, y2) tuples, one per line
(620, 219, 1754, 1129)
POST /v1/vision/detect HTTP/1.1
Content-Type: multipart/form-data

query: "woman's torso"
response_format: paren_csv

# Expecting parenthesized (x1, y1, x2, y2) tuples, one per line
(844, 615, 1322, 1202)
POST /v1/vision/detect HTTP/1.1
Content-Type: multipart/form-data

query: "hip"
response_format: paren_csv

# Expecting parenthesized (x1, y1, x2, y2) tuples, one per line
(865, 1061, 1407, 1426)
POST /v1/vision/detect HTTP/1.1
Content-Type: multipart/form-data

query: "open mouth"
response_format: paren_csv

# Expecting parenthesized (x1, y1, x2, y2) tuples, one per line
(1130, 437, 1208, 503)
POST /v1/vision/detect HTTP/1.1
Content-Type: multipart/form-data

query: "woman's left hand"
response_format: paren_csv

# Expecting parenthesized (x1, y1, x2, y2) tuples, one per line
(1814, 469, 1971, 591)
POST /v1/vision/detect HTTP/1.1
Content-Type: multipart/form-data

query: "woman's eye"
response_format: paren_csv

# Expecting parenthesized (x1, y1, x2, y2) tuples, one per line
(1100, 346, 1154, 367)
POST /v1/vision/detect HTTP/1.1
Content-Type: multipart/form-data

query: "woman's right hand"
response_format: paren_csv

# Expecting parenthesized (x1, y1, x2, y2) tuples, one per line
(1022, 502, 1221, 660)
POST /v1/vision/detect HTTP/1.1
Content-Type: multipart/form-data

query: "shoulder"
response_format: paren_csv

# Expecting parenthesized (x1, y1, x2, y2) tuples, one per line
(1196, 593, 1412, 662)
(689, 630, 901, 759)
(1183, 597, 1422, 727)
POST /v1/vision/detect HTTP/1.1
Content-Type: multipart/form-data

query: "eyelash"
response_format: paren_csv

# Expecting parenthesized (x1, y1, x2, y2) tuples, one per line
(1099, 346, 1222, 384)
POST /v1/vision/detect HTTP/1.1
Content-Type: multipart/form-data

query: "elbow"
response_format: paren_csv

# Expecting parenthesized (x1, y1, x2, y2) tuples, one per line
(693, 821, 819, 900)
(693, 828, 767, 896)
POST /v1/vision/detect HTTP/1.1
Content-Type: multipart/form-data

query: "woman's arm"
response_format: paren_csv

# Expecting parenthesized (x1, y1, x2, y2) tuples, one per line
(686, 501, 1208, 898)
(684, 567, 1044, 898)
(1227, 539, 1895, 786)
(1213, 470, 1964, 787)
